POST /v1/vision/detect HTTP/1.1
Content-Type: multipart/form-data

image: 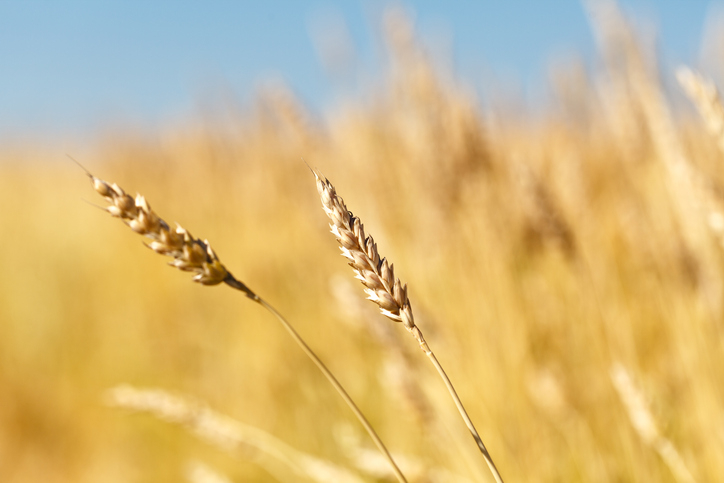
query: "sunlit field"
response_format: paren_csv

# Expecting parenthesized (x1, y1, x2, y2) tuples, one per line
(2, 4, 724, 482)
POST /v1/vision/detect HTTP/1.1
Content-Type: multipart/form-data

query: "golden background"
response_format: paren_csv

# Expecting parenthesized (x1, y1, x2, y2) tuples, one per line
(1, 5, 722, 482)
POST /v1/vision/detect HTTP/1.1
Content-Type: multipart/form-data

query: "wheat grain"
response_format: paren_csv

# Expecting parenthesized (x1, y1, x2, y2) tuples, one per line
(313, 169, 504, 483)
(81, 166, 258, 298)
(81, 165, 408, 483)
(314, 170, 427, 349)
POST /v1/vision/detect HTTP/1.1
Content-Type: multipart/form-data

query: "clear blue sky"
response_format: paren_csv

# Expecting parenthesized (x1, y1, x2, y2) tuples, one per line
(0, 1, 719, 137)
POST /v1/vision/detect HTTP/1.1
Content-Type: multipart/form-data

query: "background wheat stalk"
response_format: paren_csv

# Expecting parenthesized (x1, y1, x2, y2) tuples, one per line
(106, 384, 367, 483)
(676, 66, 724, 155)
(610, 364, 696, 483)
(313, 169, 505, 483)
(80, 164, 408, 483)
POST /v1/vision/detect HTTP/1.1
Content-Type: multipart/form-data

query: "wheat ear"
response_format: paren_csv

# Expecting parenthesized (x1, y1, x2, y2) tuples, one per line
(676, 66, 724, 155)
(313, 170, 504, 483)
(80, 165, 408, 483)
(610, 364, 695, 483)
(106, 385, 367, 483)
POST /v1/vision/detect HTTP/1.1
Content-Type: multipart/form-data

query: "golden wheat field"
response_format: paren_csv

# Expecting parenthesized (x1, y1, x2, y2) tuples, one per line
(3, 4, 724, 482)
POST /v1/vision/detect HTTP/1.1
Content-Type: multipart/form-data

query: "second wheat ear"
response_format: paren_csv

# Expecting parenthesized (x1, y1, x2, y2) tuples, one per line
(313, 169, 505, 483)
(82, 166, 409, 483)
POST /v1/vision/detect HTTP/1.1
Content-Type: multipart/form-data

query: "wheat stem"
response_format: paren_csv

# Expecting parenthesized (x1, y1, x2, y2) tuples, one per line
(610, 363, 696, 483)
(81, 166, 408, 483)
(253, 297, 408, 483)
(313, 170, 504, 483)
(426, 352, 503, 483)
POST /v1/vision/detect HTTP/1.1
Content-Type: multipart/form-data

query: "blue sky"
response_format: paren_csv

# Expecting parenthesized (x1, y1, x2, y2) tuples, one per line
(0, 1, 719, 137)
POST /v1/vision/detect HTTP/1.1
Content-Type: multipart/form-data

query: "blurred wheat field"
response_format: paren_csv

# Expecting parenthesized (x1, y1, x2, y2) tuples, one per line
(3, 3, 724, 482)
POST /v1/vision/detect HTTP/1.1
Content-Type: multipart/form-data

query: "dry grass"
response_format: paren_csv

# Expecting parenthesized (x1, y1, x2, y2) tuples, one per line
(2, 2, 724, 482)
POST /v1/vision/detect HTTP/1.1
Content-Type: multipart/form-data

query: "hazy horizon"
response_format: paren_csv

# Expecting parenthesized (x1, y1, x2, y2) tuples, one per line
(0, 0, 720, 140)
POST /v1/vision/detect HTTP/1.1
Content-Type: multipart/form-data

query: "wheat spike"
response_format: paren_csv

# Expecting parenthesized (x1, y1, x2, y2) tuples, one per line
(610, 363, 696, 483)
(107, 385, 366, 483)
(313, 169, 504, 483)
(314, 170, 428, 351)
(83, 167, 257, 299)
(81, 164, 408, 483)
(677, 66, 724, 155)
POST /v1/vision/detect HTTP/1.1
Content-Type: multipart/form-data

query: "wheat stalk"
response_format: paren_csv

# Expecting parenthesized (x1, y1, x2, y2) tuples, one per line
(676, 66, 724, 155)
(186, 461, 233, 483)
(79, 164, 408, 483)
(610, 363, 696, 483)
(81, 164, 257, 294)
(313, 169, 504, 483)
(107, 385, 366, 483)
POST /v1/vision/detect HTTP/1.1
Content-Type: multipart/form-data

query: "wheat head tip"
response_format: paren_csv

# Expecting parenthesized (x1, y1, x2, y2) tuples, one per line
(313, 170, 415, 330)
